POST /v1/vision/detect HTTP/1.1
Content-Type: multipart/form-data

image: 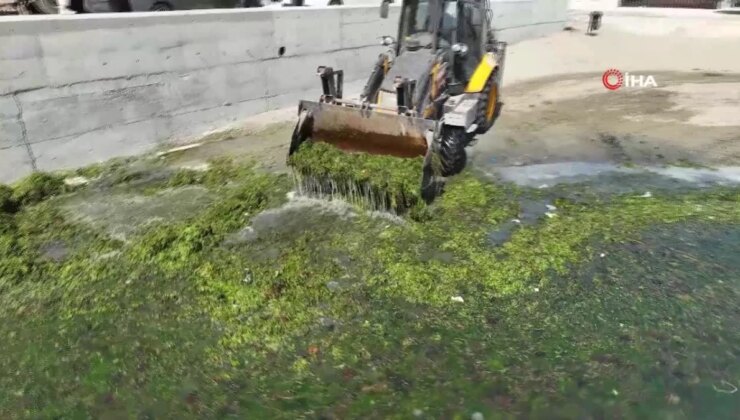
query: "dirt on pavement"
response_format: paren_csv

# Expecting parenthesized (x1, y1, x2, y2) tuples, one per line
(471, 71, 740, 169)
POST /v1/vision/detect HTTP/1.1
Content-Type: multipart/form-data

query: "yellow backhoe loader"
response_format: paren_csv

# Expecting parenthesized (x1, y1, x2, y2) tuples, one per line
(288, 0, 506, 200)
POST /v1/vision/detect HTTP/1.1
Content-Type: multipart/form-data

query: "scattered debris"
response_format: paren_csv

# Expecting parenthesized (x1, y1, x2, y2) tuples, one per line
(639, 192, 653, 198)
(326, 280, 341, 292)
(179, 163, 211, 172)
(471, 412, 485, 420)
(413, 409, 424, 417)
(600, 253, 606, 258)
(156, 143, 203, 157)
(712, 380, 737, 394)
(545, 212, 557, 218)
(95, 251, 122, 261)
(546, 204, 557, 211)
(361, 383, 388, 393)
(64, 176, 90, 187)
(451, 296, 465, 303)
(318, 317, 337, 330)
(666, 393, 681, 405)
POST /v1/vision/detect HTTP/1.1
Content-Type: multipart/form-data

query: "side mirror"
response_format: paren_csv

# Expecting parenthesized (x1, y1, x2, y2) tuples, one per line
(380, 0, 390, 19)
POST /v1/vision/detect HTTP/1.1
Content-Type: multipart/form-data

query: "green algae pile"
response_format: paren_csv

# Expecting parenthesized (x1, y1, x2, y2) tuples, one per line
(0, 154, 739, 418)
(288, 142, 426, 213)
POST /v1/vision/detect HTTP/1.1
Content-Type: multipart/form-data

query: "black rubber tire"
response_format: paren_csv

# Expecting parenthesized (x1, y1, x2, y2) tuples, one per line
(438, 127, 468, 177)
(150, 1, 173, 11)
(30, 0, 58, 14)
(16, 3, 33, 14)
(474, 69, 502, 134)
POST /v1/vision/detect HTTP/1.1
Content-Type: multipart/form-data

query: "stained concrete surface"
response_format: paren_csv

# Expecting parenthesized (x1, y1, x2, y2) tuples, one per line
(471, 72, 740, 171)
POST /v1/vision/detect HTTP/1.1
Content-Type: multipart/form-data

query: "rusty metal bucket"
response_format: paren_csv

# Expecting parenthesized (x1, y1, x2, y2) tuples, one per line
(289, 100, 435, 159)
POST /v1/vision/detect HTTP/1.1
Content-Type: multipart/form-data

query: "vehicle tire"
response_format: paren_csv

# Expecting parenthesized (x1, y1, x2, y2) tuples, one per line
(16, 3, 33, 13)
(30, 0, 58, 14)
(474, 69, 502, 134)
(438, 126, 468, 177)
(150, 1, 173, 10)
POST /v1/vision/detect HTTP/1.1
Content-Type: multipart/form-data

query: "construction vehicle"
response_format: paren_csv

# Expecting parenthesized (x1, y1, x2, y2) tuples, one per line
(288, 0, 506, 200)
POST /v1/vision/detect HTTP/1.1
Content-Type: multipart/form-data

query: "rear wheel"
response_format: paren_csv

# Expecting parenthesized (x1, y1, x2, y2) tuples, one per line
(30, 0, 58, 14)
(438, 127, 468, 177)
(475, 69, 502, 134)
(150, 1, 173, 10)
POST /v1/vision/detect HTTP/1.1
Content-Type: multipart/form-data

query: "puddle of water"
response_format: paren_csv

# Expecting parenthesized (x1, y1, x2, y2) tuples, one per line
(225, 191, 404, 246)
(491, 162, 740, 190)
(487, 198, 554, 247)
(650, 166, 740, 183)
(225, 192, 357, 245)
(61, 186, 215, 241)
(487, 220, 520, 247)
(518, 198, 555, 224)
(39, 240, 70, 262)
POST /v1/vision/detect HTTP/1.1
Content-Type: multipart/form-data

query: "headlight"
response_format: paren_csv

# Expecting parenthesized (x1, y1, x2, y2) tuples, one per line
(452, 43, 469, 55)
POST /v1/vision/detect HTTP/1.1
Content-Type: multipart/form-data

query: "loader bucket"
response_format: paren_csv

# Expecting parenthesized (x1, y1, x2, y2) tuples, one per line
(289, 100, 435, 159)
(287, 100, 443, 213)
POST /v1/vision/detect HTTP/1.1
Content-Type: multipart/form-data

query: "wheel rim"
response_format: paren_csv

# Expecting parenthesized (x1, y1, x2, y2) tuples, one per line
(486, 83, 498, 122)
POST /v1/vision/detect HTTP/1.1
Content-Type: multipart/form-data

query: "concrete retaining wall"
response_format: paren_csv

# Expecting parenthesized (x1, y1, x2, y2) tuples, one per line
(492, 0, 570, 43)
(0, 3, 568, 183)
(569, 0, 619, 10)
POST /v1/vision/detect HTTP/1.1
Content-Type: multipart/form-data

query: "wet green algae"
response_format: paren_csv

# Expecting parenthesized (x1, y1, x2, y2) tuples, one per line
(288, 142, 428, 214)
(0, 155, 739, 418)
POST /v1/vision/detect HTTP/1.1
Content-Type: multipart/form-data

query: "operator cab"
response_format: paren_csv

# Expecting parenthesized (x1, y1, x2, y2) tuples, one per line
(392, 0, 486, 85)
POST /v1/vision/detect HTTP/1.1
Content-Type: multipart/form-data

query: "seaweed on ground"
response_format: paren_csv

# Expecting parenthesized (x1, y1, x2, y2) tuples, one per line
(0, 154, 739, 418)
(288, 142, 426, 213)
